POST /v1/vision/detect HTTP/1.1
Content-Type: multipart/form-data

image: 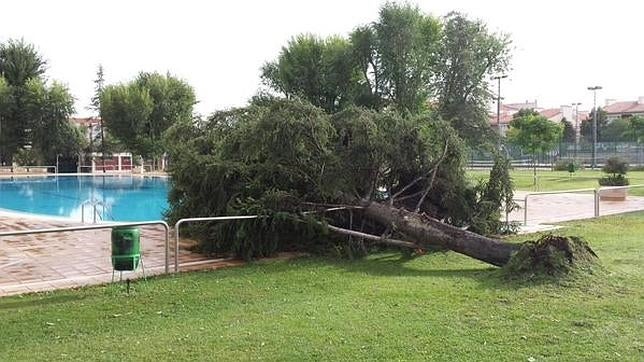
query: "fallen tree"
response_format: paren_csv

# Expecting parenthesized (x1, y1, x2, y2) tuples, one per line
(166, 99, 526, 267)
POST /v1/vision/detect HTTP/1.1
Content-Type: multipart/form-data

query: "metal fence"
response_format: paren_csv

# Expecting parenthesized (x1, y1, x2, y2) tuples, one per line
(470, 142, 644, 167)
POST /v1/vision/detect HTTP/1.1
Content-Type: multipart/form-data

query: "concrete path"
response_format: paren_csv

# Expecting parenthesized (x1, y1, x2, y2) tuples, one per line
(509, 191, 644, 232)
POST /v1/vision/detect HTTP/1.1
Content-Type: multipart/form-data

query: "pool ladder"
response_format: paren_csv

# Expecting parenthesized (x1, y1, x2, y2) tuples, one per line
(81, 199, 114, 224)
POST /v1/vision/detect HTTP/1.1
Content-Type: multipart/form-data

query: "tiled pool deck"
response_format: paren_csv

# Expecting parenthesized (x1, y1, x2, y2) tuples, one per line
(0, 216, 241, 297)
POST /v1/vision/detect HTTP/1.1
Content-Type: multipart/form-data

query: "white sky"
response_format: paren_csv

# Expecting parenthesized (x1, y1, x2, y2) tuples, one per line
(1, 0, 642, 116)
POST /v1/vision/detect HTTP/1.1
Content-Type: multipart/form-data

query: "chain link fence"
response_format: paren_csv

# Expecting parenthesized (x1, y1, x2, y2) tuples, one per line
(469, 142, 644, 167)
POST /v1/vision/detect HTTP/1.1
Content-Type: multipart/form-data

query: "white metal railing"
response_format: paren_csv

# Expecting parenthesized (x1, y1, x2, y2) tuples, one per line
(521, 184, 644, 225)
(0, 165, 57, 174)
(0, 221, 171, 273)
(80, 199, 112, 224)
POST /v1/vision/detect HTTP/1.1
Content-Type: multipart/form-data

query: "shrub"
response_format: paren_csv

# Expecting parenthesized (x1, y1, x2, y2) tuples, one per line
(598, 174, 629, 186)
(14, 148, 39, 166)
(602, 157, 628, 175)
(599, 157, 629, 186)
(553, 159, 582, 172)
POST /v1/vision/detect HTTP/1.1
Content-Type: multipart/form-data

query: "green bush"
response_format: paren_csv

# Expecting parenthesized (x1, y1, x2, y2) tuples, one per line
(14, 148, 39, 166)
(599, 157, 629, 186)
(598, 174, 629, 186)
(602, 157, 628, 175)
(552, 159, 582, 172)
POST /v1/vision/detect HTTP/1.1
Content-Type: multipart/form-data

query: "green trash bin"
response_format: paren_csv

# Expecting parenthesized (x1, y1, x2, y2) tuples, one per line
(111, 227, 141, 271)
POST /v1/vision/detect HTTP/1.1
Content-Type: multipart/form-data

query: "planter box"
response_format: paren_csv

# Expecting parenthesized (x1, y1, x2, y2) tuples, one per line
(599, 187, 628, 201)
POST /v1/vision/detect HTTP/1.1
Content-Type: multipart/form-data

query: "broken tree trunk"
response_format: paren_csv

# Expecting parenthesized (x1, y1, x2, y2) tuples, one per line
(362, 202, 519, 267)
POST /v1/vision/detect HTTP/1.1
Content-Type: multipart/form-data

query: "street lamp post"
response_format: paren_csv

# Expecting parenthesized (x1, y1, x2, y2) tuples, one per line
(587, 86, 602, 169)
(492, 75, 508, 138)
(572, 102, 582, 160)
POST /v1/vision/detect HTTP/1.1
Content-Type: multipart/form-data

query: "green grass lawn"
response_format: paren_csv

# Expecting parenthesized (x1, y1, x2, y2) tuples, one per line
(1, 214, 643, 360)
(469, 169, 644, 196)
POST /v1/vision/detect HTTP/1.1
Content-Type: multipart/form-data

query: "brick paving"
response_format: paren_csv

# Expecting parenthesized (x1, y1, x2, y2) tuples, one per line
(0, 216, 235, 297)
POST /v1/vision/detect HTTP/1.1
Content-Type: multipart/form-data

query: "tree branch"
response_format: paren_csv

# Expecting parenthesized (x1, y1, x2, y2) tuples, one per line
(415, 139, 450, 212)
(326, 224, 419, 249)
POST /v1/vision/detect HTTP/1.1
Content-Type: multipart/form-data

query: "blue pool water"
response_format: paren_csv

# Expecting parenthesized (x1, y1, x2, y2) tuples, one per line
(0, 176, 169, 221)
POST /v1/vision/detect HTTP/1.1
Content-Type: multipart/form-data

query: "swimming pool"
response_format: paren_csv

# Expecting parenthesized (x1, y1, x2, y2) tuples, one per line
(0, 176, 169, 221)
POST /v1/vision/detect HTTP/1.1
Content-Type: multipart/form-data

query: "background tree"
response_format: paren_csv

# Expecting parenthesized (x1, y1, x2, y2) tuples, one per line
(25, 79, 84, 163)
(580, 107, 607, 143)
(508, 113, 563, 184)
(601, 118, 630, 142)
(101, 72, 196, 169)
(261, 35, 361, 113)
(90, 64, 108, 170)
(0, 39, 47, 164)
(261, 3, 511, 150)
(0, 77, 11, 165)
(561, 118, 576, 142)
(624, 115, 644, 143)
(435, 12, 511, 145)
(0, 39, 79, 165)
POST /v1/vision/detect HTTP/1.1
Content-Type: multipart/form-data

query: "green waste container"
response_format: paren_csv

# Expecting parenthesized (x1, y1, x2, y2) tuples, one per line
(111, 227, 141, 271)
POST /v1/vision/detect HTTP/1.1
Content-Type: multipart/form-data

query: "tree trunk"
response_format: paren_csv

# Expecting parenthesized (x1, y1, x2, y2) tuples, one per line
(362, 202, 519, 267)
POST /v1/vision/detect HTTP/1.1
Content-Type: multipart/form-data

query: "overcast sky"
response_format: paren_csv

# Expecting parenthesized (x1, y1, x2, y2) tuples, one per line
(1, 0, 642, 116)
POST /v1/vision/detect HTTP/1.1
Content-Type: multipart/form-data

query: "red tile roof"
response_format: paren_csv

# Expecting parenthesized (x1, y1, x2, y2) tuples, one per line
(604, 101, 644, 115)
(539, 108, 561, 119)
(489, 112, 514, 125)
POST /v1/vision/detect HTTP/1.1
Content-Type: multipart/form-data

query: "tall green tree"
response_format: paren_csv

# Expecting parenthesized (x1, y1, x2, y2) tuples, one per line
(580, 107, 607, 143)
(561, 118, 575, 142)
(508, 114, 563, 184)
(624, 115, 644, 143)
(89, 64, 109, 168)
(261, 35, 362, 113)
(0, 39, 47, 163)
(101, 72, 196, 168)
(0, 39, 78, 165)
(435, 12, 511, 145)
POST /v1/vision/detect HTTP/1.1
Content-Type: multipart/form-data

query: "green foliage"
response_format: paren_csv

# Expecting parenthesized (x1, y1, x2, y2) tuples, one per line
(466, 156, 518, 235)
(101, 72, 195, 162)
(0, 39, 46, 86)
(602, 156, 628, 175)
(13, 148, 38, 166)
(560, 118, 575, 142)
(508, 114, 563, 159)
(261, 35, 362, 113)
(166, 98, 493, 259)
(0, 39, 78, 165)
(624, 115, 644, 143)
(580, 107, 607, 142)
(599, 157, 629, 186)
(262, 3, 511, 148)
(435, 12, 511, 145)
(552, 159, 583, 172)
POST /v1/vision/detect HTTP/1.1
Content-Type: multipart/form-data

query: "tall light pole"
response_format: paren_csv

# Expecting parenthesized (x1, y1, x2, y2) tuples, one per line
(572, 102, 582, 159)
(587, 86, 602, 169)
(492, 75, 508, 138)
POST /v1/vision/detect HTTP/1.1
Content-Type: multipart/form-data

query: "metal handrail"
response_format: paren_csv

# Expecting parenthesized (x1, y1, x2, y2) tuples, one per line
(0, 221, 171, 273)
(174, 216, 259, 273)
(522, 184, 644, 225)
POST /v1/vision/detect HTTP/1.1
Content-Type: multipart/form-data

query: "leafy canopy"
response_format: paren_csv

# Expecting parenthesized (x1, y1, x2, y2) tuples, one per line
(100, 72, 196, 160)
(508, 113, 563, 156)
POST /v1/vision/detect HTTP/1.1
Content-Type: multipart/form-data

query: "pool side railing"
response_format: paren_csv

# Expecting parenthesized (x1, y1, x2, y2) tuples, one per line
(0, 221, 171, 273)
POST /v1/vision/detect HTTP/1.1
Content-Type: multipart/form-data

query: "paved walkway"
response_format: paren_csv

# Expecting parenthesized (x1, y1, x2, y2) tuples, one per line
(509, 191, 644, 232)
(0, 216, 240, 297)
